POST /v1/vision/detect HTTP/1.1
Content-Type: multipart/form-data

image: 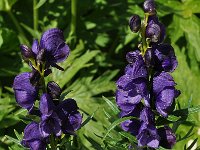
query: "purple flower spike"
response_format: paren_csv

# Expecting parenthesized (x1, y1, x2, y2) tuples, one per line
(158, 126, 176, 149)
(153, 72, 180, 117)
(153, 44, 178, 72)
(39, 94, 62, 138)
(137, 123, 160, 148)
(56, 99, 82, 134)
(40, 28, 70, 63)
(21, 122, 46, 150)
(13, 72, 38, 111)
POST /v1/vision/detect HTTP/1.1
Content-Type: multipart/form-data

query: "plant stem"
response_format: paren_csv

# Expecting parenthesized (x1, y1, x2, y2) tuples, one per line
(7, 10, 29, 45)
(50, 134, 57, 150)
(70, 0, 77, 39)
(141, 13, 149, 55)
(33, 0, 38, 31)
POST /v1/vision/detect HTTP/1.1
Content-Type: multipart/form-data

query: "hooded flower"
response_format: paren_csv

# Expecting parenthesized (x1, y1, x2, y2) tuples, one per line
(137, 123, 160, 148)
(158, 126, 176, 149)
(56, 99, 82, 134)
(13, 72, 38, 111)
(153, 43, 178, 72)
(116, 50, 150, 111)
(20, 28, 70, 70)
(21, 122, 47, 150)
(39, 93, 62, 138)
(153, 72, 180, 117)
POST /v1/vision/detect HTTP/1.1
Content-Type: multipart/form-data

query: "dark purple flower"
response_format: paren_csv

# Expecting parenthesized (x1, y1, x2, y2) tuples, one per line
(40, 28, 70, 64)
(39, 94, 62, 138)
(21, 122, 47, 150)
(146, 15, 165, 43)
(153, 44, 178, 72)
(129, 15, 141, 33)
(120, 103, 142, 136)
(143, 0, 156, 15)
(20, 45, 35, 60)
(158, 126, 176, 149)
(13, 72, 38, 111)
(140, 107, 155, 125)
(137, 123, 160, 148)
(56, 99, 82, 134)
(116, 51, 150, 109)
(47, 81, 62, 100)
(153, 72, 180, 117)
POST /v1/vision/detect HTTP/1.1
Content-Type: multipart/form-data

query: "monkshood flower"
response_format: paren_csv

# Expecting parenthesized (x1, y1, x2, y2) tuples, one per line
(20, 28, 70, 72)
(116, 0, 179, 149)
(13, 72, 38, 111)
(116, 50, 150, 111)
(21, 122, 47, 150)
(153, 72, 180, 117)
(39, 93, 62, 138)
(158, 126, 176, 149)
(56, 98, 82, 134)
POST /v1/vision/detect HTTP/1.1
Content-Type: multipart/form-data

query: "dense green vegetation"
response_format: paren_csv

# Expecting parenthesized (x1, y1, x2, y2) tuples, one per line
(0, 0, 200, 149)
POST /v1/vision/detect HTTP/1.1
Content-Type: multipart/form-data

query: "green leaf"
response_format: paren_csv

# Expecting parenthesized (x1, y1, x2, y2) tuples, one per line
(102, 96, 120, 115)
(5, 135, 21, 145)
(186, 138, 198, 150)
(188, 105, 200, 114)
(80, 109, 98, 128)
(102, 116, 136, 141)
(34, 0, 47, 9)
(119, 132, 137, 143)
(0, 0, 17, 11)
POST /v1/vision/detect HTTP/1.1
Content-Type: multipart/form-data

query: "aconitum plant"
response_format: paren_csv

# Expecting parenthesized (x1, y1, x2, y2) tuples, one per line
(13, 28, 82, 150)
(116, 0, 180, 149)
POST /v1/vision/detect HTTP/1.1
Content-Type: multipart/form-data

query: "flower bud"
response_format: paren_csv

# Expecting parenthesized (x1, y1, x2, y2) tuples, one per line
(20, 45, 34, 59)
(143, 0, 156, 15)
(129, 15, 141, 33)
(47, 81, 62, 99)
(146, 22, 161, 43)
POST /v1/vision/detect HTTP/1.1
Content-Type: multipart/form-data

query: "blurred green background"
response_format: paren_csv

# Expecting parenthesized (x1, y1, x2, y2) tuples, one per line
(0, 0, 200, 149)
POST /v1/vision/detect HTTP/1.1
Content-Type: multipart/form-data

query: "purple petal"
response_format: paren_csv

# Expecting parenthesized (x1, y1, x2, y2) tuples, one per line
(39, 112, 62, 138)
(153, 72, 175, 96)
(121, 119, 141, 136)
(155, 87, 176, 117)
(40, 28, 64, 52)
(22, 122, 42, 141)
(13, 72, 38, 110)
(40, 93, 55, 116)
(126, 50, 141, 64)
(140, 107, 155, 125)
(61, 111, 82, 134)
(153, 44, 177, 72)
(158, 126, 176, 149)
(137, 123, 160, 148)
(32, 39, 40, 55)
(29, 140, 46, 150)
(52, 42, 70, 63)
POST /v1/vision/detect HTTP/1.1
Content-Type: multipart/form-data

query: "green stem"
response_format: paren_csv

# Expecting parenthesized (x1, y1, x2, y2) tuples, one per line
(50, 134, 57, 150)
(33, 0, 38, 31)
(7, 10, 29, 45)
(70, 0, 77, 38)
(140, 14, 149, 55)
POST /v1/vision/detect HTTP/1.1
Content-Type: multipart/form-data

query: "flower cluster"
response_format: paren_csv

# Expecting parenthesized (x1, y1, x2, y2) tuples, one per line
(116, 0, 180, 149)
(13, 28, 82, 150)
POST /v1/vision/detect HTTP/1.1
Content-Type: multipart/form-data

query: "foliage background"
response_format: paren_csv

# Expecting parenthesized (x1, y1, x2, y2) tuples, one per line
(0, 0, 200, 149)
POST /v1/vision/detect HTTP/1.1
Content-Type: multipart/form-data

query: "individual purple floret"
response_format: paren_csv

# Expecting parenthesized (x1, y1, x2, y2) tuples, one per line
(153, 72, 180, 117)
(137, 123, 160, 148)
(21, 122, 47, 150)
(143, 0, 156, 15)
(129, 14, 141, 33)
(56, 98, 82, 134)
(116, 50, 150, 110)
(153, 44, 178, 72)
(20, 28, 70, 71)
(39, 94, 62, 138)
(13, 72, 38, 111)
(158, 126, 176, 149)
